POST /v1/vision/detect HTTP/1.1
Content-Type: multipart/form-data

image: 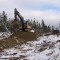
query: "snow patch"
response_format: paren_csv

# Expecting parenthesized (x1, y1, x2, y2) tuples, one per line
(0, 32, 11, 40)
(0, 35, 60, 60)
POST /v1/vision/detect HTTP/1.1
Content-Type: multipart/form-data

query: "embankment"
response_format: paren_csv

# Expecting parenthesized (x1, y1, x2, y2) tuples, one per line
(0, 32, 37, 52)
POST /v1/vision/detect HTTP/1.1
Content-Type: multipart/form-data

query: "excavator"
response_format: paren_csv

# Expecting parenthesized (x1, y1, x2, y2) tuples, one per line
(12, 8, 27, 32)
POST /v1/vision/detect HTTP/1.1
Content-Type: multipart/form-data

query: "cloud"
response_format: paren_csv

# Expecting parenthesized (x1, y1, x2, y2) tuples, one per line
(21, 9, 60, 25)
(16, 0, 60, 9)
(0, 0, 60, 28)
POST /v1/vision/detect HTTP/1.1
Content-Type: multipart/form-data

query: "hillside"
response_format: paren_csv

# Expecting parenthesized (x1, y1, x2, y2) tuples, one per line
(0, 35, 60, 60)
(0, 32, 37, 52)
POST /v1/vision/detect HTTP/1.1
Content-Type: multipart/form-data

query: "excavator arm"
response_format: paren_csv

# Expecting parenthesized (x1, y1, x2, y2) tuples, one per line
(14, 8, 26, 31)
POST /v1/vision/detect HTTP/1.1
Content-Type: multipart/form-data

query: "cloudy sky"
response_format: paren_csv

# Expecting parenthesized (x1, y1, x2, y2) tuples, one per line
(0, 0, 60, 28)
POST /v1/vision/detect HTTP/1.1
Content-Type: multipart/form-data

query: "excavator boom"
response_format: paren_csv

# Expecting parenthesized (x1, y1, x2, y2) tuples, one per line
(14, 8, 26, 31)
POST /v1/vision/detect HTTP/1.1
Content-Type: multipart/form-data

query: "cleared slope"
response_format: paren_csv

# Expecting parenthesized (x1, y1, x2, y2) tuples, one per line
(0, 31, 37, 52)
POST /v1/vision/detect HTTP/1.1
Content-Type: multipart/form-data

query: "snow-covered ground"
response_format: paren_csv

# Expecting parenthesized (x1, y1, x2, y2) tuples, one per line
(0, 32, 11, 40)
(0, 35, 60, 60)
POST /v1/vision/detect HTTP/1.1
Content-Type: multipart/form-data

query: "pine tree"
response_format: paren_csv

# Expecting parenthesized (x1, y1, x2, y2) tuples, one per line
(41, 19, 45, 33)
(41, 19, 45, 28)
(44, 25, 48, 33)
(47, 25, 51, 32)
(52, 26, 54, 31)
(2, 11, 7, 25)
(33, 18, 36, 29)
(39, 23, 41, 30)
(41, 19, 50, 33)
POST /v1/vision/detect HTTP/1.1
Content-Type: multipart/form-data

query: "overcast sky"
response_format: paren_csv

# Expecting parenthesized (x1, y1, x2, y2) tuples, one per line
(0, 0, 60, 28)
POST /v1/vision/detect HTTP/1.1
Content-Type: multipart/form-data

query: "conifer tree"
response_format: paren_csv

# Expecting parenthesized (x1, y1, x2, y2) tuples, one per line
(47, 25, 51, 32)
(52, 26, 54, 31)
(2, 11, 7, 25)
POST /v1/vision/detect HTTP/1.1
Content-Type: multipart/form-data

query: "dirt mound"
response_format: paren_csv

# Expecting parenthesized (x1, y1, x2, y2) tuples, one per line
(10, 32, 37, 41)
(0, 32, 37, 52)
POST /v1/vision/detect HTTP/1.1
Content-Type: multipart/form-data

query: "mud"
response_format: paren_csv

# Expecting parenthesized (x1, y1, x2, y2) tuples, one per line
(0, 32, 37, 52)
